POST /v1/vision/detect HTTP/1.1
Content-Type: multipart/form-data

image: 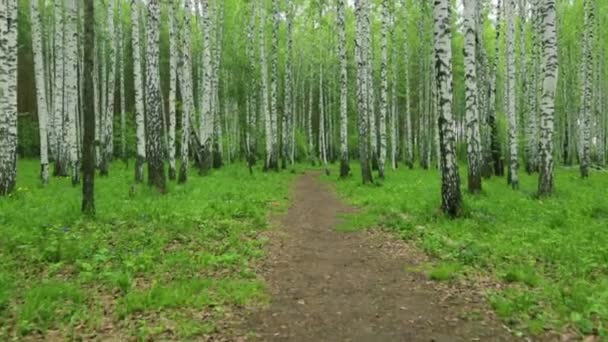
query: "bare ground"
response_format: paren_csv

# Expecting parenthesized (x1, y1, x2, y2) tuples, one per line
(241, 171, 516, 342)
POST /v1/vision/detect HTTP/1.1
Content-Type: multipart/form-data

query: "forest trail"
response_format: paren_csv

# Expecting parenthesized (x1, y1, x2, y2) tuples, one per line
(242, 172, 515, 342)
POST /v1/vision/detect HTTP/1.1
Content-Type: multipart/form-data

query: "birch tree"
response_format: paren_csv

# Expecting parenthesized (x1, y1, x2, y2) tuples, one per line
(268, 0, 279, 171)
(53, 0, 68, 177)
(338, 0, 350, 178)
(66, 0, 79, 184)
(178, 0, 195, 184)
(145, 0, 166, 192)
(402, 0, 413, 169)
(168, 1, 177, 180)
(131, 0, 146, 183)
(355, 0, 373, 184)
(283, 0, 294, 169)
(258, 1, 272, 171)
(434, 0, 462, 216)
(378, 0, 389, 179)
(464, 0, 482, 193)
(30, 0, 50, 185)
(199, 0, 213, 173)
(579, 0, 594, 178)
(82, 0, 95, 215)
(100, 0, 117, 176)
(537, 0, 558, 196)
(0, 0, 18, 195)
(506, 0, 519, 188)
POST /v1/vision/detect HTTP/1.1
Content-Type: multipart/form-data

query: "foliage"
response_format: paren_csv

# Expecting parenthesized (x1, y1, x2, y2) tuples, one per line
(0, 160, 294, 339)
(326, 163, 608, 337)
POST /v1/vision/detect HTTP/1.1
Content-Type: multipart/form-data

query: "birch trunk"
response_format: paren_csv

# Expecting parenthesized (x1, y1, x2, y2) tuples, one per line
(488, 0, 504, 176)
(338, 0, 350, 177)
(378, 0, 388, 179)
(526, 0, 540, 173)
(82, 0, 95, 215)
(580, 0, 594, 178)
(53, 0, 68, 177)
(100, 0, 116, 176)
(198, 0, 213, 173)
(30, 0, 50, 185)
(464, 0, 482, 193)
(537, 0, 557, 196)
(145, 0, 166, 192)
(178, 0, 195, 184)
(246, 0, 257, 169)
(257, 2, 272, 171)
(168, 2, 177, 179)
(131, 0, 145, 182)
(66, 0, 79, 185)
(283, 1, 294, 169)
(267, 0, 279, 171)
(506, 0, 519, 188)
(402, 0, 413, 169)
(319, 65, 328, 174)
(434, 0, 462, 216)
(118, 3, 126, 164)
(0, 0, 18, 195)
(355, 0, 373, 184)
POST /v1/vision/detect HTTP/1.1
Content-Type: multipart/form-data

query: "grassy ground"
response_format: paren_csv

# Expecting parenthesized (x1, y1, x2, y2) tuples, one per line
(0, 160, 294, 340)
(326, 163, 608, 337)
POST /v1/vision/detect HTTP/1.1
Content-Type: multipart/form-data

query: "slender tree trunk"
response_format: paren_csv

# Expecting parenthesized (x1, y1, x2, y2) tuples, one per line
(319, 65, 329, 174)
(82, 0, 95, 215)
(378, 0, 388, 179)
(526, 0, 540, 173)
(131, 0, 146, 182)
(66, 0, 79, 185)
(266, 0, 279, 171)
(338, 0, 350, 178)
(145, 0, 166, 192)
(178, 0, 195, 184)
(537, 0, 557, 196)
(246, 0, 257, 170)
(283, 1, 294, 169)
(434, 0, 463, 217)
(402, 0, 413, 169)
(489, 0, 504, 176)
(100, 0, 116, 176)
(118, 4, 126, 164)
(464, 0, 482, 193)
(257, 2, 272, 171)
(31, 0, 50, 185)
(53, 0, 69, 177)
(355, 0, 373, 184)
(506, 0, 519, 188)
(0, 0, 18, 195)
(167, 2, 177, 180)
(580, 0, 594, 178)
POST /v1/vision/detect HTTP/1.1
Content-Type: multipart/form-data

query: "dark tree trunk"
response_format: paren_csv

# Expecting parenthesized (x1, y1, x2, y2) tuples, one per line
(82, 0, 96, 216)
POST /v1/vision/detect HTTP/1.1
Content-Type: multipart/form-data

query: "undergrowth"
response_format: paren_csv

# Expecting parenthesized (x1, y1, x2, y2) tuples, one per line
(0, 160, 294, 340)
(326, 164, 608, 337)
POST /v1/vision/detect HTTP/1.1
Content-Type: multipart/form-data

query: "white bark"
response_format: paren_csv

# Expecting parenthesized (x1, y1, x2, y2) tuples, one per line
(378, 0, 388, 178)
(30, 0, 50, 184)
(338, 0, 349, 176)
(434, 0, 462, 216)
(66, 0, 79, 184)
(580, 0, 594, 178)
(0, 0, 18, 195)
(178, 0, 195, 183)
(506, 0, 519, 188)
(537, 0, 557, 195)
(53, 0, 67, 176)
(168, 2, 177, 178)
(464, 0, 482, 192)
(131, 0, 146, 182)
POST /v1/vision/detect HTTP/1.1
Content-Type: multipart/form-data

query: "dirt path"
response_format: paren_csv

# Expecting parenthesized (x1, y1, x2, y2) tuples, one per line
(244, 172, 515, 341)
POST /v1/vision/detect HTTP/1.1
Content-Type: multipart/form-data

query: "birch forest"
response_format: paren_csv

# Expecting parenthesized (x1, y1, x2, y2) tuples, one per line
(1, 0, 607, 340)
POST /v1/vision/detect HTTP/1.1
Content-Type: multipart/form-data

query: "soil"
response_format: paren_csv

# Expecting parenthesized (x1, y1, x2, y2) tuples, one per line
(242, 171, 516, 342)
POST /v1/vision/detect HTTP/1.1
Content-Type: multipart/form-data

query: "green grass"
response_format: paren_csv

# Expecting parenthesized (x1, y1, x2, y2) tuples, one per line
(0, 160, 294, 339)
(326, 163, 608, 337)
